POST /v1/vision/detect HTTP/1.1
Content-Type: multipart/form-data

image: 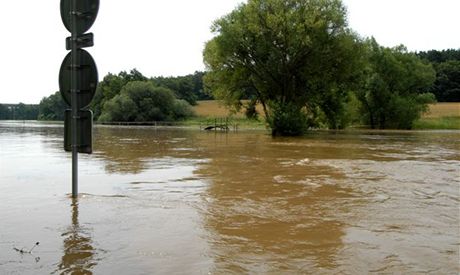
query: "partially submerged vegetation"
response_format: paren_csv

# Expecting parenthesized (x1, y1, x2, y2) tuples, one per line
(203, 0, 442, 135)
(188, 101, 459, 131)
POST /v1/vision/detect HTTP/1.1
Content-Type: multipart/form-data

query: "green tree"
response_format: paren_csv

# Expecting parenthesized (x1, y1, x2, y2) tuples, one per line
(417, 49, 460, 102)
(151, 71, 212, 105)
(191, 71, 213, 100)
(38, 92, 67, 120)
(18, 103, 39, 120)
(244, 98, 259, 120)
(90, 69, 148, 120)
(357, 40, 436, 129)
(0, 104, 8, 119)
(98, 81, 194, 122)
(417, 49, 460, 63)
(432, 60, 460, 102)
(152, 75, 198, 105)
(203, 0, 363, 135)
(0, 103, 39, 120)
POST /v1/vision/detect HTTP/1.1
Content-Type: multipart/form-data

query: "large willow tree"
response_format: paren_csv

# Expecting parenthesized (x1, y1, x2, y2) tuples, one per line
(203, 0, 364, 135)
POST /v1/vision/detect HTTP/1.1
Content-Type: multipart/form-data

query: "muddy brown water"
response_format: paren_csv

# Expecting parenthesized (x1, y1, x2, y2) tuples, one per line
(0, 121, 459, 274)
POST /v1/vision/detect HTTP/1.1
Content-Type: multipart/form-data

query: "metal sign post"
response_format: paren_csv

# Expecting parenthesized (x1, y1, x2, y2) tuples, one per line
(71, 0, 78, 197)
(60, 0, 99, 198)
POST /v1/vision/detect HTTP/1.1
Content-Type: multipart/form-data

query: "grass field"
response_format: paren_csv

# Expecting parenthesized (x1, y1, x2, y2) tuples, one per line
(192, 100, 238, 118)
(190, 100, 265, 129)
(415, 102, 460, 130)
(421, 102, 460, 118)
(192, 101, 460, 130)
(192, 100, 265, 118)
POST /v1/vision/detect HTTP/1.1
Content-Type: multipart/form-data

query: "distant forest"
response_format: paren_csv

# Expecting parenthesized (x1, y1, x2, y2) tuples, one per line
(416, 49, 460, 102)
(0, 103, 39, 120)
(0, 49, 458, 121)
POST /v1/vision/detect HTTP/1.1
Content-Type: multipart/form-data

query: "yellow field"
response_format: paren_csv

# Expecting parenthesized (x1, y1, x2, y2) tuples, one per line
(192, 100, 234, 117)
(194, 101, 460, 119)
(193, 100, 265, 118)
(422, 103, 460, 118)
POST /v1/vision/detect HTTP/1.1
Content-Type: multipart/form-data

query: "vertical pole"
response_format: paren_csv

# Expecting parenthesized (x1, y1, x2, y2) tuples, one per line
(71, 0, 78, 198)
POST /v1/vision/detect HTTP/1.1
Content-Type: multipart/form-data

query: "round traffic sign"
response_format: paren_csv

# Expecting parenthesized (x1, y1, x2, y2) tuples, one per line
(60, 0, 99, 35)
(59, 49, 98, 109)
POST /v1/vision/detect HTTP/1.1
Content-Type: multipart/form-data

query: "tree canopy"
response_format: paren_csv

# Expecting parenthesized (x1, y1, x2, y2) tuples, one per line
(432, 60, 460, 102)
(203, 0, 364, 135)
(38, 92, 66, 120)
(90, 69, 149, 120)
(417, 49, 460, 64)
(152, 71, 211, 105)
(37, 69, 205, 122)
(417, 49, 460, 102)
(89, 69, 208, 121)
(0, 103, 39, 120)
(98, 81, 194, 122)
(356, 40, 436, 129)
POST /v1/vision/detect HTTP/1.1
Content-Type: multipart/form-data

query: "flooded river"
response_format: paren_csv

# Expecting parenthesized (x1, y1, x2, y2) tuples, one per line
(0, 121, 459, 274)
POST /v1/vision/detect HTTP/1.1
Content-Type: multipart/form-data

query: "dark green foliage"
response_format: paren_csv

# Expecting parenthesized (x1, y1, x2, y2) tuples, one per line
(314, 88, 352, 130)
(244, 98, 259, 120)
(151, 71, 212, 105)
(172, 100, 195, 120)
(90, 69, 148, 120)
(0, 104, 8, 119)
(92, 69, 208, 120)
(385, 93, 435, 129)
(191, 71, 213, 100)
(432, 61, 460, 102)
(37, 69, 205, 123)
(38, 92, 67, 120)
(98, 81, 194, 122)
(417, 49, 460, 102)
(0, 103, 39, 120)
(267, 102, 308, 136)
(152, 75, 197, 105)
(357, 40, 436, 129)
(417, 49, 460, 63)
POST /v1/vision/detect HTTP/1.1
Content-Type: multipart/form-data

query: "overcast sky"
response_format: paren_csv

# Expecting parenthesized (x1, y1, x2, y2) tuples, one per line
(0, 0, 458, 104)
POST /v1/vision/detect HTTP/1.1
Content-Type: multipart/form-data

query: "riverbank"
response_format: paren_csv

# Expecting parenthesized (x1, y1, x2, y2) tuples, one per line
(413, 102, 460, 130)
(9, 102, 458, 131)
(413, 116, 460, 130)
(191, 101, 460, 130)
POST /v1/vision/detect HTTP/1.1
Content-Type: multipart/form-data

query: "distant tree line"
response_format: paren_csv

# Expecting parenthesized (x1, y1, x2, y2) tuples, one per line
(0, 103, 39, 120)
(37, 69, 208, 122)
(417, 49, 460, 102)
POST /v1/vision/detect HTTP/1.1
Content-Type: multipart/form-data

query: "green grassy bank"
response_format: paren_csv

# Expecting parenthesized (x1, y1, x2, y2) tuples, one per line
(413, 116, 460, 130)
(191, 101, 459, 131)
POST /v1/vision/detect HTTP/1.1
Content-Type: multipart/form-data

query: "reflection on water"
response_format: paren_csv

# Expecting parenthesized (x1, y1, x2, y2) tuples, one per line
(0, 121, 459, 274)
(56, 198, 97, 274)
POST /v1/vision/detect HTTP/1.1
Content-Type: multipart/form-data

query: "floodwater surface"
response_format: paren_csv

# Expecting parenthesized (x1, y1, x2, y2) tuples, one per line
(0, 121, 459, 274)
